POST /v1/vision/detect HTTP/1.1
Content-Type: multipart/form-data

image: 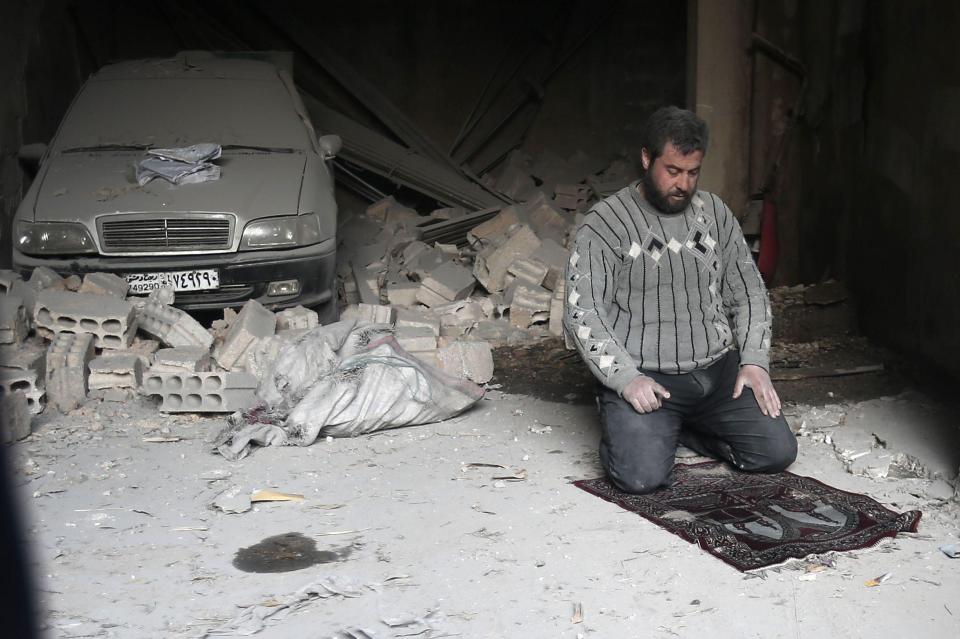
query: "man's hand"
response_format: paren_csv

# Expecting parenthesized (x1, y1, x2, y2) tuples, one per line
(622, 375, 671, 414)
(733, 364, 781, 418)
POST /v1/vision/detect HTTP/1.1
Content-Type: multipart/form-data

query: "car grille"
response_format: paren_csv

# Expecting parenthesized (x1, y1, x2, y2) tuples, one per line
(99, 215, 233, 253)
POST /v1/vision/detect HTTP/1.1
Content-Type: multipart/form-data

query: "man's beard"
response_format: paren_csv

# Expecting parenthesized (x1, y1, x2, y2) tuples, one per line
(641, 170, 693, 214)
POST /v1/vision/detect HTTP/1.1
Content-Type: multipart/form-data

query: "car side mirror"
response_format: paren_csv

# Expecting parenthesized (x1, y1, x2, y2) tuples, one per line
(18, 142, 48, 175)
(317, 134, 342, 160)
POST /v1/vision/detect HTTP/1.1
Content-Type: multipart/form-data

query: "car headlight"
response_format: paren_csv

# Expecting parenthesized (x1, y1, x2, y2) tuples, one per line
(240, 213, 323, 250)
(16, 221, 97, 255)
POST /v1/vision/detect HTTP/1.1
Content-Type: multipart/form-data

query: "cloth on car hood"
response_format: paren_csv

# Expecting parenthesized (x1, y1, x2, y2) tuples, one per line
(135, 142, 222, 186)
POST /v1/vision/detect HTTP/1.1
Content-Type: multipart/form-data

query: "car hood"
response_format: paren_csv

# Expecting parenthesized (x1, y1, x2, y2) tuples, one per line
(29, 151, 307, 223)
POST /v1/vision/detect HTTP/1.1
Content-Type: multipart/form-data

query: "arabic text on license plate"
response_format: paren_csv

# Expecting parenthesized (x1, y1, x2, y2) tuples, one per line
(126, 269, 220, 294)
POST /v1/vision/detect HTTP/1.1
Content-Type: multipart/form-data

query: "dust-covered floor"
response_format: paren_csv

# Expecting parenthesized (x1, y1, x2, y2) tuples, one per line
(11, 345, 960, 638)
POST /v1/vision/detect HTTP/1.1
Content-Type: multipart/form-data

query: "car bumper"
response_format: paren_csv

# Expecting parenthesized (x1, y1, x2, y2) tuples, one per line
(12, 238, 337, 312)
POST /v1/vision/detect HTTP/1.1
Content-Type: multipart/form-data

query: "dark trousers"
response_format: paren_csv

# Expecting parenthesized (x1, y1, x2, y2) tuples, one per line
(597, 351, 798, 494)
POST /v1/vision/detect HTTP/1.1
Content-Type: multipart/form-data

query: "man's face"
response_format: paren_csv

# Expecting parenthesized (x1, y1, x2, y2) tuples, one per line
(640, 141, 703, 214)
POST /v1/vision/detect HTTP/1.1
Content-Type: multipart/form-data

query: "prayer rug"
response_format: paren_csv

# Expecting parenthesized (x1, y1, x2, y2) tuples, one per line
(573, 461, 922, 571)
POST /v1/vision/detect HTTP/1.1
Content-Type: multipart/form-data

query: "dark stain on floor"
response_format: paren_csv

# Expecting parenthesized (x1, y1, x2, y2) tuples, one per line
(233, 532, 353, 573)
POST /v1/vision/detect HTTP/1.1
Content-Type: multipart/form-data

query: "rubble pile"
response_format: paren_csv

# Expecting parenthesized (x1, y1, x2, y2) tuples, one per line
(0, 263, 500, 442)
(336, 151, 637, 357)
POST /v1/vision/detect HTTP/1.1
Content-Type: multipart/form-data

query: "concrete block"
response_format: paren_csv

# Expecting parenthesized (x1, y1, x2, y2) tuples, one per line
(473, 225, 541, 293)
(415, 283, 452, 308)
(436, 341, 494, 384)
(525, 194, 570, 244)
(151, 347, 212, 372)
(510, 284, 552, 328)
(401, 240, 430, 265)
(141, 371, 258, 413)
(433, 298, 493, 329)
(395, 325, 438, 352)
(0, 392, 32, 443)
(137, 299, 213, 349)
(549, 281, 565, 336)
(35, 291, 137, 349)
(79, 272, 129, 297)
(352, 261, 381, 305)
(532, 239, 569, 291)
(507, 258, 548, 287)
(407, 247, 451, 280)
(469, 319, 530, 346)
(0, 270, 23, 294)
(88, 353, 143, 390)
(395, 308, 441, 335)
(7, 279, 37, 318)
(361, 304, 403, 328)
(553, 183, 590, 210)
(28, 266, 64, 291)
(276, 305, 319, 331)
(213, 300, 276, 370)
(0, 343, 46, 414)
(421, 262, 475, 302)
(45, 332, 95, 412)
(467, 208, 521, 247)
(0, 296, 28, 344)
(386, 281, 421, 307)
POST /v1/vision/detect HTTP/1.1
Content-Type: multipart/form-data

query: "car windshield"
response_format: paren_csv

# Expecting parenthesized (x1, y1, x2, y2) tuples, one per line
(52, 77, 312, 152)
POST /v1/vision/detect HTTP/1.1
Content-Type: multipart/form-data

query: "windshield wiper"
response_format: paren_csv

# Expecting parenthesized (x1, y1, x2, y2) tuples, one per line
(221, 144, 297, 154)
(61, 144, 152, 153)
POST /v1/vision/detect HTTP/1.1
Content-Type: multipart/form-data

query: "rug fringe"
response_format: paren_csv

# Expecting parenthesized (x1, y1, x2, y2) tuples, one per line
(744, 535, 899, 576)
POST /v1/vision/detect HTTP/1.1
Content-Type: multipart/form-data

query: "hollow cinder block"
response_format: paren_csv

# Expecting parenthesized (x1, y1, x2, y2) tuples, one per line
(88, 353, 143, 390)
(141, 371, 257, 413)
(0, 391, 32, 443)
(0, 343, 46, 414)
(0, 296, 28, 344)
(45, 332, 95, 412)
(136, 299, 213, 349)
(34, 290, 137, 349)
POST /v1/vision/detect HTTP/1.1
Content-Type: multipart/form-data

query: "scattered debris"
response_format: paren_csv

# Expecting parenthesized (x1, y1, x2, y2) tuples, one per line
(865, 572, 892, 587)
(250, 489, 305, 503)
(940, 544, 960, 558)
(212, 485, 252, 514)
(571, 603, 584, 624)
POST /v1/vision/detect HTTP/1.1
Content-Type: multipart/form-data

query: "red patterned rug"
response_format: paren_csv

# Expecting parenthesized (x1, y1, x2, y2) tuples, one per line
(573, 461, 922, 572)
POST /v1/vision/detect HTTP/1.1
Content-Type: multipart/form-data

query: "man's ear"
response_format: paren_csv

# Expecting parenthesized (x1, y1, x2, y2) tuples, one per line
(640, 147, 651, 171)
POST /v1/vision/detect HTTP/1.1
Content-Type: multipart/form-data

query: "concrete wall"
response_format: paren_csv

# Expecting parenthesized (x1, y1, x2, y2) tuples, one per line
(687, 0, 753, 213)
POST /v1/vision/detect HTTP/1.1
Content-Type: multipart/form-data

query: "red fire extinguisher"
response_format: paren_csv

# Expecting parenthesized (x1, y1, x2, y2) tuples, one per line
(749, 33, 806, 286)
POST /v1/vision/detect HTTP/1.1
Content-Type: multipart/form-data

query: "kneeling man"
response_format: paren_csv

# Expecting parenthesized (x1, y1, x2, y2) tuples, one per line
(564, 106, 797, 494)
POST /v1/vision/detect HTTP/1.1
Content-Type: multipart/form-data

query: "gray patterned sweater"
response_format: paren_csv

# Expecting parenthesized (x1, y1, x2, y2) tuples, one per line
(563, 184, 772, 394)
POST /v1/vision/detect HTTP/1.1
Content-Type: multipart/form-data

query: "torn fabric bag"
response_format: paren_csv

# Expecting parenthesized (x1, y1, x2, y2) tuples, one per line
(212, 320, 484, 460)
(135, 143, 222, 186)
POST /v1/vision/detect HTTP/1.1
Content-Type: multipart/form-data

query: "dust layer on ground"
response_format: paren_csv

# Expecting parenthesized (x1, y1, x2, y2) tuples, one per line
(232, 532, 353, 573)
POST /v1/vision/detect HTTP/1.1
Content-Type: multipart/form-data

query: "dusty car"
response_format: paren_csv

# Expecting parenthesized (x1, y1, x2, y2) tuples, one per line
(13, 52, 341, 320)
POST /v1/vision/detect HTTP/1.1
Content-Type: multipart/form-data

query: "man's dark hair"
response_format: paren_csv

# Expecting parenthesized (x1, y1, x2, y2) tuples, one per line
(643, 106, 709, 162)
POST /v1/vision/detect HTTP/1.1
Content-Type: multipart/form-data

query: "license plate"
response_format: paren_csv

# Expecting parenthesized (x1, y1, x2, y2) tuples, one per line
(126, 269, 220, 294)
